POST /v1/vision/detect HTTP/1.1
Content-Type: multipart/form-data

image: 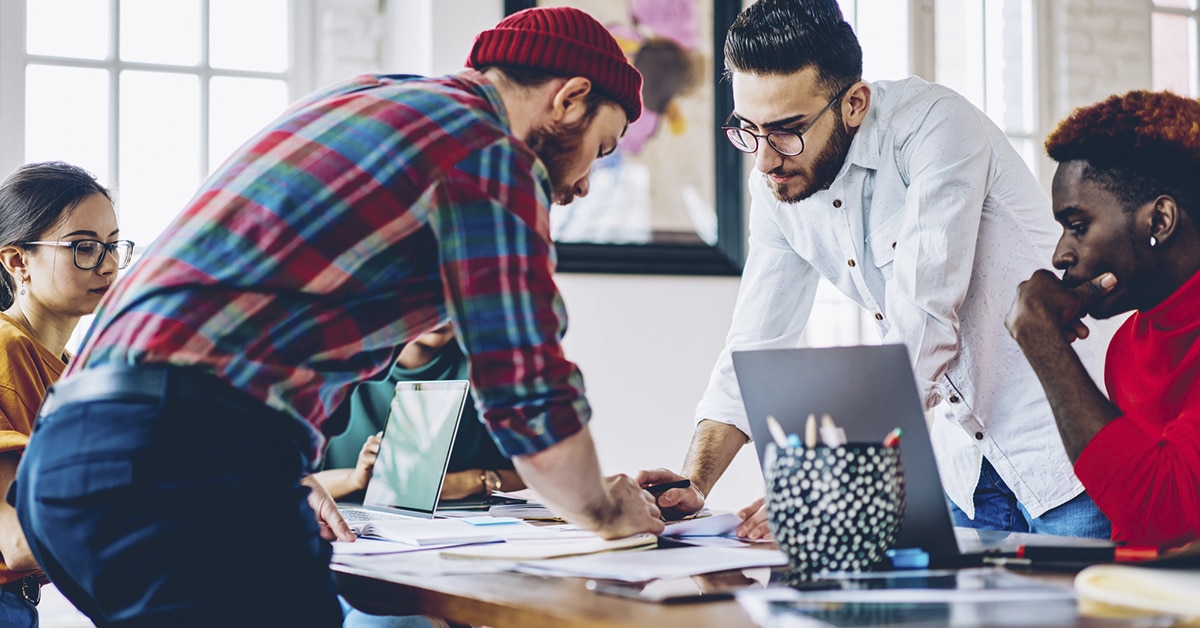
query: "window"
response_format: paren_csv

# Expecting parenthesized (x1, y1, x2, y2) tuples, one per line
(1152, 0, 1199, 95)
(1, 0, 301, 250)
(935, 0, 1041, 178)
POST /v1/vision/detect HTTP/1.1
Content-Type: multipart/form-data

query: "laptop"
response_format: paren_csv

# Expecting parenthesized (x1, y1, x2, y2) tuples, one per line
(338, 379, 469, 522)
(731, 344, 1114, 565)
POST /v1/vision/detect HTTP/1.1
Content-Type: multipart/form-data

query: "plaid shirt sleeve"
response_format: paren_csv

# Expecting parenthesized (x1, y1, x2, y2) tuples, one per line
(428, 137, 591, 457)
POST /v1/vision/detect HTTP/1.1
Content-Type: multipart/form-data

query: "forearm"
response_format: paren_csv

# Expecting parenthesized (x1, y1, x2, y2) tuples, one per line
(1012, 320, 1121, 462)
(681, 419, 748, 498)
(310, 468, 359, 501)
(0, 453, 37, 572)
(512, 426, 613, 529)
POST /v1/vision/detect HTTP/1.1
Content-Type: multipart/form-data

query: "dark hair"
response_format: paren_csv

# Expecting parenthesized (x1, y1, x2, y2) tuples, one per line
(1045, 90, 1200, 222)
(0, 161, 112, 309)
(482, 64, 620, 122)
(723, 0, 862, 96)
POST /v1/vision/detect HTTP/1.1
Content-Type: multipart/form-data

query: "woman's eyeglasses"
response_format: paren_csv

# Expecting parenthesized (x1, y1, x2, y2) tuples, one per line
(722, 83, 853, 156)
(20, 239, 136, 270)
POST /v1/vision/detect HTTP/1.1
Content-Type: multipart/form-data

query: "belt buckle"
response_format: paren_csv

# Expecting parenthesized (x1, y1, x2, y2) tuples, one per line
(20, 576, 40, 606)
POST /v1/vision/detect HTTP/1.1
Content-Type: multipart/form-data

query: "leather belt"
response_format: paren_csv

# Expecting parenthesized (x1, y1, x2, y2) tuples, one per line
(39, 365, 245, 417)
(2, 575, 41, 606)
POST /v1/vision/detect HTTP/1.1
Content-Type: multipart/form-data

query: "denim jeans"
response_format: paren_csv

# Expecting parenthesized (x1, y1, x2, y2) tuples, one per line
(15, 374, 344, 627)
(950, 458, 1111, 539)
(0, 589, 37, 628)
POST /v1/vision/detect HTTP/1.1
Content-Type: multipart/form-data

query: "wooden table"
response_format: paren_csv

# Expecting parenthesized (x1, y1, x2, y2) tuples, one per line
(335, 561, 1169, 628)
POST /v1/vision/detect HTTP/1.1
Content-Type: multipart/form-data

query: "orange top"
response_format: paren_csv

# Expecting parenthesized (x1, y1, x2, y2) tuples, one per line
(0, 312, 66, 585)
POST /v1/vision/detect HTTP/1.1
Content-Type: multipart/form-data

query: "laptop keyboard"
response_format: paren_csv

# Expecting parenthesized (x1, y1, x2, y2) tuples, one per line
(338, 508, 409, 522)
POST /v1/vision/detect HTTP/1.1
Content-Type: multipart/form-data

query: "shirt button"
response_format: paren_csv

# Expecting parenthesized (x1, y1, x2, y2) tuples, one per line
(891, 242, 897, 249)
(975, 431, 984, 441)
(874, 312, 883, 321)
(847, 259, 856, 267)
(949, 395, 960, 403)
(833, 199, 843, 208)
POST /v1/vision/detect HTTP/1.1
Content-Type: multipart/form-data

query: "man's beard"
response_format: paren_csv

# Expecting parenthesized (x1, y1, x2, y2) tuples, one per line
(768, 113, 853, 203)
(526, 115, 590, 205)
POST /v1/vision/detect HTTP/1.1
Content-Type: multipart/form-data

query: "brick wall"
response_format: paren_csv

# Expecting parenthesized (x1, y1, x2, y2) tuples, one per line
(1048, 0, 1152, 121)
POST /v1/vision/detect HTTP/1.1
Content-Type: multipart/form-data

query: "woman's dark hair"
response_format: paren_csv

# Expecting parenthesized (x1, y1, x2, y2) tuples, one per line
(724, 0, 862, 97)
(0, 161, 112, 309)
(1046, 90, 1200, 222)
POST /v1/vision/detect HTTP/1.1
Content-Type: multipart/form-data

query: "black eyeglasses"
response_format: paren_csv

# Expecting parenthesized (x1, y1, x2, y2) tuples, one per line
(722, 83, 853, 156)
(20, 239, 136, 270)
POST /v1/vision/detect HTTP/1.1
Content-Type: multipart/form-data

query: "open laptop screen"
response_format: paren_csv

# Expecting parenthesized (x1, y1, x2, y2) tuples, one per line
(361, 380, 469, 518)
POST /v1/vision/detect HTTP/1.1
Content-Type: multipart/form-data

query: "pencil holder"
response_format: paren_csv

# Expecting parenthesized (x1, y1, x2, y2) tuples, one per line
(764, 443, 905, 578)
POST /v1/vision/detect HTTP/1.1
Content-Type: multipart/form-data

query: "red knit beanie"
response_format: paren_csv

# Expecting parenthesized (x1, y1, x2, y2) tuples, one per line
(468, 7, 644, 122)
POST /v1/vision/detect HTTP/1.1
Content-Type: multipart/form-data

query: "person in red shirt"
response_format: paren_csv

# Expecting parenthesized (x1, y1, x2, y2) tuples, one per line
(1006, 90, 1200, 550)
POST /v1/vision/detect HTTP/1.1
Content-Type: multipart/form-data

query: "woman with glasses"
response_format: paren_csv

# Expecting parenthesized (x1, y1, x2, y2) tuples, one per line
(0, 161, 132, 628)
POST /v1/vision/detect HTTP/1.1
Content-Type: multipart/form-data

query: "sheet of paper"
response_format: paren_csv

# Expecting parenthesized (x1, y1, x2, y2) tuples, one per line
(352, 517, 539, 546)
(664, 512, 741, 537)
(515, 546, 787, 582)
(441, 533, 657, 561)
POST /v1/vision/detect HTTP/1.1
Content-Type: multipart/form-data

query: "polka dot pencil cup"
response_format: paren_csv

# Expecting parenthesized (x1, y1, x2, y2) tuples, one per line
(764, 442, 905, 579)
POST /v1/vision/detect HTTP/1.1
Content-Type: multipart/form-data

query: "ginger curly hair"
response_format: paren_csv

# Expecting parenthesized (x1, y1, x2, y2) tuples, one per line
(1045, 90, 1200, 219)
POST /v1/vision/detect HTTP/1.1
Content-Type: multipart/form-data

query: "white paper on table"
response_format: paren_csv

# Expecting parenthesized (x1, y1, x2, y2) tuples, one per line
(352, 517, 537, 546)
(663, 512, 741, 537)
(332, 547, 515, 577)
(514, 546, 787, 582)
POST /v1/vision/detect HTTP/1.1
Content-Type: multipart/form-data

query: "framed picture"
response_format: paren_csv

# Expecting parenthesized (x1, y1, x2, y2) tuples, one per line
(505, 0, 744, 276)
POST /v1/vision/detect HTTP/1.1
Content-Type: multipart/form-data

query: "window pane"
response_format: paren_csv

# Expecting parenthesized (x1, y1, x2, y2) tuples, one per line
(27, 0, 110, 59)
(24, 65, 110, 183)
(1152, 12, 1193, 94)
(209, 77, 289, 172)
(935, 0, 985, 108)
(119, 71, 201, 248)
(210, 0, 290, 72)
(855, 0, 910, 80)
(985, 0, 1036, 135)
(1154, 0, 1193, 8)
(120, 0, 201, 66)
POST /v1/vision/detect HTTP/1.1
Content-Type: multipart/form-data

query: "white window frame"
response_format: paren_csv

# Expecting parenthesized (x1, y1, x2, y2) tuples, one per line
(0, 0, 314, 188)
(1151, 0, 1200, 97)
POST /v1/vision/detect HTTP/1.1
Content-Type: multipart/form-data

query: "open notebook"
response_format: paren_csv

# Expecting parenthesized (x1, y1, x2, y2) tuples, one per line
(338, 379, 468, 521)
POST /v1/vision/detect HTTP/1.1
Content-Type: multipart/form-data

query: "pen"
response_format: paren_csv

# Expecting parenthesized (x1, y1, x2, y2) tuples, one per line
(882, 427, 902, 448)
(804, 413, 818, 449)
(644, 478, 691, 496)
(1016, 545, 1158, 563)
(766, 415, 789, 449)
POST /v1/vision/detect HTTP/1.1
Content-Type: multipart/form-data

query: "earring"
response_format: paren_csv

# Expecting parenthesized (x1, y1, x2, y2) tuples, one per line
(1150, 236, 1158, 248)
(18, 278, 25, 296)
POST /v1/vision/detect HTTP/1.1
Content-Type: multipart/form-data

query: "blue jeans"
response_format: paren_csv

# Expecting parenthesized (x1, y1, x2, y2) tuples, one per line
(950, 458, 1111, 538)
(15, 372, 344, 627)
(0, 589, 37, 628)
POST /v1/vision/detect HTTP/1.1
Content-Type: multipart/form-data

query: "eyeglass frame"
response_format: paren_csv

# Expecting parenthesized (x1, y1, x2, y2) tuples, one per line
(18, 239, 136, 270)
(722, 83, 854, 156)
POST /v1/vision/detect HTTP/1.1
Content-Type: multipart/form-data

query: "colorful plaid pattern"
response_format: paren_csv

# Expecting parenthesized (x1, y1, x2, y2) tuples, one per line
(72, 71, 590, 459)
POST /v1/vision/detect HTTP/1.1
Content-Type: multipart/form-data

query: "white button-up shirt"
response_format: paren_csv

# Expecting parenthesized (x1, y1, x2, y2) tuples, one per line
(697, 77, 1108, 518)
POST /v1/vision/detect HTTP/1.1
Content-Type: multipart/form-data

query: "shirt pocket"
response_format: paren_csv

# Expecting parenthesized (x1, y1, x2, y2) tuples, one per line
(866, 211, 903, 281)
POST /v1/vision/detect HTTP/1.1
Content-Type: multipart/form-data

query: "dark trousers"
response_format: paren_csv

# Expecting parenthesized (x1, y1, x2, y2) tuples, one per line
(14, 366, 343, 627)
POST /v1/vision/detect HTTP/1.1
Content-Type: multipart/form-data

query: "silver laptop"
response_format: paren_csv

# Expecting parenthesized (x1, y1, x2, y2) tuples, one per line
(338, 379, 469, 521)
(731, 344, 1113, 564)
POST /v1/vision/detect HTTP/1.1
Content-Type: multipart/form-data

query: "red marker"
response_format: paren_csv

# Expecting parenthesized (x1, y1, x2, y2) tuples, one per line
(882, 428, 903, 448)
(1016, 545, 1158, 563)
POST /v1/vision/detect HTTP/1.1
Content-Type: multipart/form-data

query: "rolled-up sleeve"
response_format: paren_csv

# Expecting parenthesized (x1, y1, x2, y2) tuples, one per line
(428, 138, 589, 457)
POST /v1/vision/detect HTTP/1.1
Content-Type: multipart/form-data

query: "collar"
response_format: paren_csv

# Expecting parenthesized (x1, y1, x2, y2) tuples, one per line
(456, 69, 511, 136)
(1138, 268, 1200, 332)
(842, 80, 883, 172)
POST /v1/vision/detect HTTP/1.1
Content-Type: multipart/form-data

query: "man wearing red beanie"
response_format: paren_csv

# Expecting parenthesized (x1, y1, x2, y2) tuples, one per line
(14, 6, 661, 626)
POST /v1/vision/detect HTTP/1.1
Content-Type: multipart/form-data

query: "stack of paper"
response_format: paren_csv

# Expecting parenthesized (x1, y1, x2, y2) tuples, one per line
(1075, 566, 1200, 623)
(350, 517, 535, 546)
(440, 533, 657, 561)
(515, 546, 787, 582)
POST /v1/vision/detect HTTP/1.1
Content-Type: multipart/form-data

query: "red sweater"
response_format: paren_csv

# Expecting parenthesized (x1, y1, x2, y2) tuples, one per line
(1075, 270, 1200, 550)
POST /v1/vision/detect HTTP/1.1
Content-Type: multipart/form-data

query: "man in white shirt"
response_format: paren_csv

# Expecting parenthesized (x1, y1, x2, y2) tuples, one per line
(638, 0, 1111, 540)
